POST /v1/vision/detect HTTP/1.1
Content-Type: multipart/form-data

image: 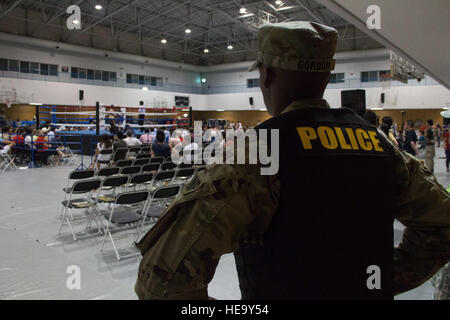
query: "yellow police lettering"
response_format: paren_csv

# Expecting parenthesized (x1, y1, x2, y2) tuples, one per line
(297, 127, 317, 149)
(345, 128, 359, 150)
(334, 127, 352, 150)
(317, 126, 338, 150)
(355, 129, 373, 151)
(368, 131, 384, 152)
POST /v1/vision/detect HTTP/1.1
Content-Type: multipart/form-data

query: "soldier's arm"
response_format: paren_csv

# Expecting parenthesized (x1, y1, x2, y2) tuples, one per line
(135, 164, 280, 300)
(392, 147, 450, 295)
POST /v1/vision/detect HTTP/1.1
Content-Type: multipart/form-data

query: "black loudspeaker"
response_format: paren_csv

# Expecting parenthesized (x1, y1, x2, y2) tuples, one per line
(249, 97, 254, 105)
(381, 93, 385, 104)
(341, 89, 366, 117)
(79, 90, 84, 101)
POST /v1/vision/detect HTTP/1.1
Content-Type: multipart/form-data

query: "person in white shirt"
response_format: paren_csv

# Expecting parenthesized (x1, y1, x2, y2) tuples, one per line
(124, 130, 142, 147)
(138, 101, 146, 128)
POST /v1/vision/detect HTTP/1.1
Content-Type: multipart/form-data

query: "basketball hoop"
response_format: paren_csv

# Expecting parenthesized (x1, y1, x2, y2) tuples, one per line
(380, 74, 392, 91)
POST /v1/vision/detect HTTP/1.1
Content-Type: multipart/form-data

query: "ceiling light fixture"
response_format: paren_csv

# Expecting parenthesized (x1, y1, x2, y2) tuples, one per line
(161, 38, 167, 44)
(227, 44, 233, 50)
(185, 28, 191, 34)
(201, 78, 207, 83)
(142, 87, 149, 91)
(275, 0, 283, 5)
(95, 4, 103, 10)
(204, 48, 209, 53)
(239, 8, 247, 14)
(72, 19, 80, 25)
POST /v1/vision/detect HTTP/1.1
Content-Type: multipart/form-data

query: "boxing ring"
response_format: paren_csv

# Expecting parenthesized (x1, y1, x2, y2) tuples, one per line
(31, 103, 191, 169)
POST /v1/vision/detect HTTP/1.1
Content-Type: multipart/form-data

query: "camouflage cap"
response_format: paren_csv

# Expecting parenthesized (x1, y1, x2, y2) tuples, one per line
(248, 21, 338, 72)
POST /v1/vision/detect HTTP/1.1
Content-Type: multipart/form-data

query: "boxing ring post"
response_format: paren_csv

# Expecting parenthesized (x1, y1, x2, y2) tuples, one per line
(95, 102, 100, 136)
(35, 105, 39, 128)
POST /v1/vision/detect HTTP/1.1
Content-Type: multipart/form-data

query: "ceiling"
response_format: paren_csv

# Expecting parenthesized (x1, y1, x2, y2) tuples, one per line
(0, 0, 383, 65)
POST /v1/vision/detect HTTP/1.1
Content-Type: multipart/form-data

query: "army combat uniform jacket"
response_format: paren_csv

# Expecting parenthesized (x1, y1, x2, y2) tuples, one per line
(135, 99, 450, 300)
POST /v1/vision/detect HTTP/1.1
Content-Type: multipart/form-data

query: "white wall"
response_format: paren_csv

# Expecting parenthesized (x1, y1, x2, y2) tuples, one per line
(196, 85, 450, 111)
(0, 77, 207, 108)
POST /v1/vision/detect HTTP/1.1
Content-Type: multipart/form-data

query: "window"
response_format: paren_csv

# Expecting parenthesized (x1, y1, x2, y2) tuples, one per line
(126, 74, 132, 84)
(102, 71, 109, 81)
(40, 63, 49, 75)
(78, 68, 86, 79)
(49, 65, 58, 76)
(132, 74, 139, 84)
(330, 73, 345, 84)
(8, 60, 19, 72)
(71, 67, 78, 78)
(109, 72, 117, 82)
(144, 76, 151, 85)
(0, 59, 7, 71)
(139, 75, 145, 85)
(361, 71, 379, 82)
(31, 63, 39, 74)
(87, 69, 94, 80)
(247, 78, 259, 88)
(94, 70, 102, 80)
(20, 61, 30, 73)
(151, 76, 163, 86)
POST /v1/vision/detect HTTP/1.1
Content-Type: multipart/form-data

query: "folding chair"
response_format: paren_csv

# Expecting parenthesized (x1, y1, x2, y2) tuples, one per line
(111, 148, 128, 164)
(0, 151, 18, 173)
(152, 170, 176, 189)
(62, 169, 96, 193)
(141, 163, 160, 173)
(136, 153, 151, 159)
(140, 147, 151, 154)
(160, 161, 177, 171)
(101, 190, 150, 260)
(96, 175, 129, 205)
(58, 178, 102, 241)
(133, 158, 150, 166)
(116, 159, 133, 168)
(120, 166, 142, 177)
(97, 167, 120, 178)
(128, 173, 154, 191)
(128, 147, 141, 159)
(178, 162, 193, 169)
(61, 169, 96, 216)
(140, 185, 181, 226)
(150, 156, 164, 164)
(174, 168, 196, 184)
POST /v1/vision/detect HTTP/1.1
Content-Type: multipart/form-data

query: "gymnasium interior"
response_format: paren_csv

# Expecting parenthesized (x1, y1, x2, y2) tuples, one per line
(0, 0, 449, 300)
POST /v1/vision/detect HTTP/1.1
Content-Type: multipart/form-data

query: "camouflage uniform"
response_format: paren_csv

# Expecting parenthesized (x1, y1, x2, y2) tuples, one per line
(433, 262, 450, 300)
(134, 21, 450, 300)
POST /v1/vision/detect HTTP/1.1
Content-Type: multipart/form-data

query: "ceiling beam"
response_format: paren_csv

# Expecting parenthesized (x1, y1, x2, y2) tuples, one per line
(0, 0, 25, 18)
(81, 0, 142, 33)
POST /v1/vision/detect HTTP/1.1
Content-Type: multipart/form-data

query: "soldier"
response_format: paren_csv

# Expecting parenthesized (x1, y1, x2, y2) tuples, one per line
(134, 21, 450, 300)
(424, 119, 435, 172)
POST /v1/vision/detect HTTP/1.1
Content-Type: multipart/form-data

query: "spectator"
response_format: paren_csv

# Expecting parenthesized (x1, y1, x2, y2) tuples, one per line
(404, 120, 419, 156)
(91, 134, 113, 170)
(169, 128, 182, 147)
(124, 130, 142, 147)
(380, 116, 399, 147)
(113, 131, 128, 151)
(139, 128, 153, 145)
(152, 130, 172, 158)
(436, 124, 443, 147)
(0, 137, 15, 156)
(443, 125, 449, 173)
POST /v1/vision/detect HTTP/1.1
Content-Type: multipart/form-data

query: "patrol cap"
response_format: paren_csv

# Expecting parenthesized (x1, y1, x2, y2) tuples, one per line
(248, 21, 338, 72)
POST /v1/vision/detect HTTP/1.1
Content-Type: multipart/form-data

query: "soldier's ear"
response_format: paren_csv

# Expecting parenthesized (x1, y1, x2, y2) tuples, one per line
(260, 65, 273, 89)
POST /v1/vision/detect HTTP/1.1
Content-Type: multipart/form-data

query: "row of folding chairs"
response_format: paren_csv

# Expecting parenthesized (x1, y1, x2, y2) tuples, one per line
(58, 174, 182, 260)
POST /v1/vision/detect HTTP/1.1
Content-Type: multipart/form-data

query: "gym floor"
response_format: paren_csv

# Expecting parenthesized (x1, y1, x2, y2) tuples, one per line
(0, 148, 448, 300)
